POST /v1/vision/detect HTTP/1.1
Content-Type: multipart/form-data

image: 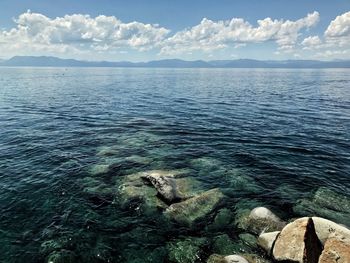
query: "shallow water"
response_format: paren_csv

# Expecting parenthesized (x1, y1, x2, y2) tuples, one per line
(0, 67, 349, 262)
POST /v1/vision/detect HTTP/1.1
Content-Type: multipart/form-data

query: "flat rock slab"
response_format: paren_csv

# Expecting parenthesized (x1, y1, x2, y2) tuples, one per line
(165, 188, 224, 226)
(273, 217, 322, 263)
(319, 234, 350, 263)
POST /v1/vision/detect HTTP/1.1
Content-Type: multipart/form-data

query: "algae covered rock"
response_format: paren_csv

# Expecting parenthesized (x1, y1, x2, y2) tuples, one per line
(118, 169, 200, 210)
(164, 188, 225, 226)
(318, 234, 350, 263)
(207, 208, 235, 232)
(212, 234, 238, 255)
(294, 187, 350, 226)
(237, 207, 285, 235)
(207, 254, 227, 263)
(167, 237, 207, 263)
(272, 217, 322, 263)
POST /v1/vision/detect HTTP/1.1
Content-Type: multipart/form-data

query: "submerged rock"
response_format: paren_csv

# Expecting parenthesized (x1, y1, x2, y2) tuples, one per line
(167, 237, 207, 263)
(89, 164, 110, 176)
(207, 208, 235, 232)
(212, 234, 238, 255)
(207, 254, 227, 263)
(272, 217, 322, 263)
(207, 254, 269, 263)
(294, 187, 350, 226)
(239, 233, 257, 249)
(318, 234, 350, 263)
(141, 171, 184, 203)
(164, 188, 224, 226)
(118, 169, 200, 210)
(225, 255, 249, 263)
(46, 250, 76, 263)
(81, 177, 114, 196)
(237, 207, 286, 235)
(257, 231, 280, 256)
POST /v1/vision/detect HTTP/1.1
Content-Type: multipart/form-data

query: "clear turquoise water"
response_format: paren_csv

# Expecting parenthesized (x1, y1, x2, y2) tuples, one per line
(0, 68, 349, 262)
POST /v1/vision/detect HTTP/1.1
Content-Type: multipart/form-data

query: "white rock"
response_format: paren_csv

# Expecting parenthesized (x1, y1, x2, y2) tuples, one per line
(257, 231, 280, 255)
(250, 207, 282, 222)
(312, 216, 350, 245)
(224, 255, 249, 263)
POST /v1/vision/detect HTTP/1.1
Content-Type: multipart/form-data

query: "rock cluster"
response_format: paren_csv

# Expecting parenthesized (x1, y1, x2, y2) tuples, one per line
(210, 207, 350, 263)
(118, 169, 225, 226)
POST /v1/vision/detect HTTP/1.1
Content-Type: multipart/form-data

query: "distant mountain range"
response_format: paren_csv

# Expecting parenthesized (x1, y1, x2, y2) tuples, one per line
(1, 56, 350, 68)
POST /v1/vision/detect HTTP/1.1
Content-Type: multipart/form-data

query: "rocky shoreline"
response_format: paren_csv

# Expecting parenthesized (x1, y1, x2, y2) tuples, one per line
(43, 163, 350, 262)
(114, 169, 350, 263)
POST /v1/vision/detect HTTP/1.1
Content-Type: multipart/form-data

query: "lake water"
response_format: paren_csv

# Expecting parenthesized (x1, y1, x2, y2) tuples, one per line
(0, 68, 349, 262)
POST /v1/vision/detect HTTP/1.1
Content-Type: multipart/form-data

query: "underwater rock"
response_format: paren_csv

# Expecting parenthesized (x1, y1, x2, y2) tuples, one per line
(81, 177, 114, 196)
(207, 254, 227, 263)
(272, 217, 322, 263)
(257, 231, 280, 256)
(142, 173, 182, 203)
(120, 247, 167, 263)
(89, 164, 110, 176)
(46, 250, 76, 263)
(125, 155, 153, 165)
(318, 234, 350, 263)
(224, 255, 249, 263)
(293, 187, 350, 226)
(238, 233, 257, 250)
(312, 217, 350, 245)
(237, 207, 286, 235)
(212, 234, 238, 255)
(241, 253, 272, 263)
(96, 146, 120, 157)
(118, 169, 199, 210)
(164, 188, 224, 226)
(167, 237, 207, 263)
(207, 208, 234, 232)
(207, 254, 269, 263)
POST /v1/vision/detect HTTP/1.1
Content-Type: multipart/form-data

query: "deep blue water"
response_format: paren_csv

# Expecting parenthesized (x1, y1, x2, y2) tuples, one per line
(0, 67, 349, 262)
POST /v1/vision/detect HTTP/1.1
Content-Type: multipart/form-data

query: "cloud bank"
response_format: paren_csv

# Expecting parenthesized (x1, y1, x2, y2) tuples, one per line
(0, 10, 349, 59)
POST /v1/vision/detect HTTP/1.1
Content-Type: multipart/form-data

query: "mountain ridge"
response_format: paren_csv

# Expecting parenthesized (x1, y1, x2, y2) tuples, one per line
(1, 56, 350, 68)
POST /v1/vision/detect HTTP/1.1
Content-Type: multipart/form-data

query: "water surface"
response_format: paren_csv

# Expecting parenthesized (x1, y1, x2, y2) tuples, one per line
(0, 68, 349, 262)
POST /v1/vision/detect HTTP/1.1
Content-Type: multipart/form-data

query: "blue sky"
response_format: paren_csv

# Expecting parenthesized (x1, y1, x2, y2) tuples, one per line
(0, 0, 349, 61)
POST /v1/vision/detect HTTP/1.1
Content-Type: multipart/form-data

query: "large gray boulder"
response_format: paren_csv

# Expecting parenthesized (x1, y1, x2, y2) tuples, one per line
(164, 188, 224, 226)
(272, 217, 322, 263)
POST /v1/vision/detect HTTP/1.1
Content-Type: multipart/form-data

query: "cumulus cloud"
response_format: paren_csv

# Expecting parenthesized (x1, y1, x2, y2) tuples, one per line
(324, 11, 350, 48)
(0, 11, 170, 56)
(301, 35, 322, 49)
(3, 10, 350, 60)
(160, 11, 320, 54)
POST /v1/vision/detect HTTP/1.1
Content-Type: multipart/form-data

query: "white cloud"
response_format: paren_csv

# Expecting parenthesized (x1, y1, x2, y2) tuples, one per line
(0, 11, 170, 56)
(160, 11, 319, 54)
(324, 11, 350, 48)
(325, 11, 350, 37)
(3, 10, 350, 60)
(301, 35, 322, 49)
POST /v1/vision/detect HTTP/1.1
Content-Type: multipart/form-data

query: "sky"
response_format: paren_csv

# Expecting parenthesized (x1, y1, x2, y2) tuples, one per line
(0, 0, 349, 61)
